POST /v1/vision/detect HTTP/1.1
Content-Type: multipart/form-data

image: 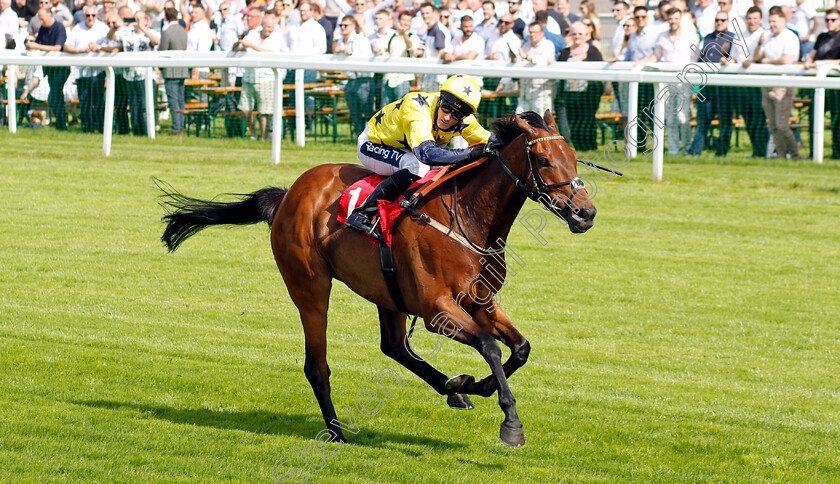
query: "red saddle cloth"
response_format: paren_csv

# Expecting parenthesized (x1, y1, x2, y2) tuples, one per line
(338, 170, 440, 246)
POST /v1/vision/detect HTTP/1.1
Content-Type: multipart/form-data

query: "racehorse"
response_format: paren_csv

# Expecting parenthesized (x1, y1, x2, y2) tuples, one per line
(158, 111, 598, 448)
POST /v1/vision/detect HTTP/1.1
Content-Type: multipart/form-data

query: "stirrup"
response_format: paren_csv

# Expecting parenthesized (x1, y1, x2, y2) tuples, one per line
(345, 211, 380, 239)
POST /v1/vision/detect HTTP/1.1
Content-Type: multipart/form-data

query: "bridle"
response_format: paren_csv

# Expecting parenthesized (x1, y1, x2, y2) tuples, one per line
(496, 133, 623, 210)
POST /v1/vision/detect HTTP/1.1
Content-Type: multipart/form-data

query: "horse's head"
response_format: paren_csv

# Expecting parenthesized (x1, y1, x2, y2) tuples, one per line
(493, 110, 596, 233)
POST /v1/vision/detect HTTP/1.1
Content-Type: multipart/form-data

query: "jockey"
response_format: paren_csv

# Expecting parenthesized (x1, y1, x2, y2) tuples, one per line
(345, 74, 504, 236)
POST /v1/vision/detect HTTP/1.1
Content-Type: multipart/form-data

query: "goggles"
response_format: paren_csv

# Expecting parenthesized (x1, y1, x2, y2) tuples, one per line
(439, 97, 471, 120)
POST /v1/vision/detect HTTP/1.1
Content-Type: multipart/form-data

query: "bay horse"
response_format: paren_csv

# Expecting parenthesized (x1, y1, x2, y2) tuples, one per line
(158, 111, 597, 447)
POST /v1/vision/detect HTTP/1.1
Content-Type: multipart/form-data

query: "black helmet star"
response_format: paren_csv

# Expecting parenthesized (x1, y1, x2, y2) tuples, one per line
(374, 111, 385, 124)
(462, 86, 472, 96)
(394, 99, 403, 110)
(412, 94, 429, 107)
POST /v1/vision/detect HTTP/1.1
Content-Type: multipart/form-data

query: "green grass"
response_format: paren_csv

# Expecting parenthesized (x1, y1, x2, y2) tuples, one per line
(1, 129, 839, 483)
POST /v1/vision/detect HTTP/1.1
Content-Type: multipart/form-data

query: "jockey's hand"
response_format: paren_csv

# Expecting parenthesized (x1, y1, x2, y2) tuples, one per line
(465, 140, 503, 162)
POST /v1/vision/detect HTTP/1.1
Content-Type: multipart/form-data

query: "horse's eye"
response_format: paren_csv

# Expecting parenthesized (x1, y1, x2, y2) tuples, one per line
(538, 157, 550, 167)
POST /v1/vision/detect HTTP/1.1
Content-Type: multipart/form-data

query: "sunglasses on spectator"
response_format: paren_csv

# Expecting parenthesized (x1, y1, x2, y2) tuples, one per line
(220, 6, 228, 10)
(85, 13, 96, 17)
(340, 23, 353, 27)
(500, 20, 513, 24)
(715, 18, 727, 22)
(828, 17, 840, 22)
(623, 23, 634, 28)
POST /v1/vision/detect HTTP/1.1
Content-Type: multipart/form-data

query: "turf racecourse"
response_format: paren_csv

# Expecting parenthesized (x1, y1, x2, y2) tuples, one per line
(1, 129, 839, 483)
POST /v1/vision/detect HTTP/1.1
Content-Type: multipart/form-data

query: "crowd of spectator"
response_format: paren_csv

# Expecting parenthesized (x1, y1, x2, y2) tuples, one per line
(0, 0, 839, 157)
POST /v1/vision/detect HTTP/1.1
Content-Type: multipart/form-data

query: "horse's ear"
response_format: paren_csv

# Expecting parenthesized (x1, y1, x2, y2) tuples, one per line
(515, 114, 536, 136)
(543, 110, 558, 133)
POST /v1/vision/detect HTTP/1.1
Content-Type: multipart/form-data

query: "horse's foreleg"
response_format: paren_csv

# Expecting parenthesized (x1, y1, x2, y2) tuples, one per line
(428, 299, 525, 446)
(477, 331, 526, 447)
(452, 302, 530, 397)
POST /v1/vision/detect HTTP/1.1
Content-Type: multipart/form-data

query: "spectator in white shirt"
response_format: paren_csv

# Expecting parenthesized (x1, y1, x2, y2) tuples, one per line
(380, 10, 421, 104)
(517, 22, 554, 115)
(731, 6, 770, 158)
(442, 14, 484, 63)
(610, 1, 631, 60)
(334, 0, 392, 37)
(63, 4, 109, 133)
(214, 0, 245, 51)
(369, 8, 395, 53)
(235, 13, 288, 141)
(418, 2, 451, 91)
(488, 13, 521, 92)
(691, 0, 718, 37)
(0, 0, 19, 42)
(791, 0, 816, 59)
(335, 15, 375, 137)
(638, 8, 699, 155)
(458, 0, 484, 25)
(244, 4, 264, 34)
(487, 12, 520, 61)
(749, 5, 799, 159)
(187, 5, 213, 79)
(289, 0, 327, 54)
(288, 1, 326, 83)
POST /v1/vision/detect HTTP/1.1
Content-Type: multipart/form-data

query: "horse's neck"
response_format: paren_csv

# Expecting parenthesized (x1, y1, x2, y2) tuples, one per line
(455, 136, 529, 250)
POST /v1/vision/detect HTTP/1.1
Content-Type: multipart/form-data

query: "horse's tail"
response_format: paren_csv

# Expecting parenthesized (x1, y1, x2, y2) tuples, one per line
(156, 179, 287, 252)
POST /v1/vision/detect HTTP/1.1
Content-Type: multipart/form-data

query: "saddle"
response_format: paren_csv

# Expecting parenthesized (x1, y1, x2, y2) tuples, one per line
(337, 171, 433, 246)
(338, 156, 492, 246)
(338, 157, 494, 315)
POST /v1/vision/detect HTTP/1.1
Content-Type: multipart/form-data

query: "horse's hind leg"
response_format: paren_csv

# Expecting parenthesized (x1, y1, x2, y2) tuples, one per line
(377, 307, 473, 409)
(280, 255, 348, 442)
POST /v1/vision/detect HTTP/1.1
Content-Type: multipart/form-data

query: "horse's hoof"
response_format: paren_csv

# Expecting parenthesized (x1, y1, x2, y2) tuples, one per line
(447, 393, 475, 410)
(445, 374, 475, 393)
(499, 422, 525, 447)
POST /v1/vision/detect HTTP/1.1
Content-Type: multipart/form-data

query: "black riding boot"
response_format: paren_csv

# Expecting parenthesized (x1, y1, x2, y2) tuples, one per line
(345, 169, 418, 236)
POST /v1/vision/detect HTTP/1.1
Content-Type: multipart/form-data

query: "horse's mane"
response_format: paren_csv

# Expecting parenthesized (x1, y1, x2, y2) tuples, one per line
(491, 111, 550, 145)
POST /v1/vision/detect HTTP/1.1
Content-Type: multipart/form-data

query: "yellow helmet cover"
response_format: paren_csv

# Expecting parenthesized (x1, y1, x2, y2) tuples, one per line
(439, 75, 481, 117)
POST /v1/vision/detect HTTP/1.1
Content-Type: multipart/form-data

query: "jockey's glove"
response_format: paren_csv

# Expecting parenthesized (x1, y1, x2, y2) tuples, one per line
(464, 139, 504, 162)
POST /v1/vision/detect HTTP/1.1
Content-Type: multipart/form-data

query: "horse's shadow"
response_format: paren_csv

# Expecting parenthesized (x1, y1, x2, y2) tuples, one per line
(70, 399, 464, 451)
